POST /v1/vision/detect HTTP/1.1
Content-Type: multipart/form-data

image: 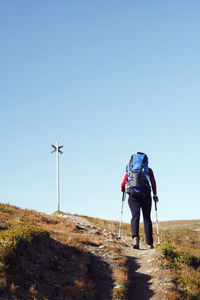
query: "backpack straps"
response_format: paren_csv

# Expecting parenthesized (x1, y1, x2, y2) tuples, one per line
(141, 154, 148, 172)
(142, 154, 147, 167)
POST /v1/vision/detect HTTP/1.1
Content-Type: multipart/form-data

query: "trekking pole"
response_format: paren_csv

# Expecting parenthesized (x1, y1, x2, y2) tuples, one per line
(154, 200, 160, 245)
(117, 192, 126, 239)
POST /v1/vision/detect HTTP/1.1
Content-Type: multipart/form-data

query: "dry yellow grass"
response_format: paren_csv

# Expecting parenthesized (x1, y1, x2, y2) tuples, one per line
(155, 220, 200, 300)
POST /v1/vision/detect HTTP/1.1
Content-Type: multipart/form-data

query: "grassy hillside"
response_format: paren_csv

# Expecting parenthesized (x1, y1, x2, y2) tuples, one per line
(157, 220, 200, 300)
(0, 204, 97, 299)
(0, 204, 129, 299)
(0, 203, 199, 300)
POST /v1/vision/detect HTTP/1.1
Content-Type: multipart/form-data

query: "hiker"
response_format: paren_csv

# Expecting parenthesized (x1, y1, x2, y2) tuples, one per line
(121, 152, 158, 249)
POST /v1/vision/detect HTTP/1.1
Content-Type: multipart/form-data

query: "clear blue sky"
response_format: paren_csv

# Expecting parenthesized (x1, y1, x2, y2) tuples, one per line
(0, 1, 200, 223)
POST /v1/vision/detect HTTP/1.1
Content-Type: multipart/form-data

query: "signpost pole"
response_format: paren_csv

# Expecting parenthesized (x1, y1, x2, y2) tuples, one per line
(51, 142, 63, 212)
(56, 141, 60, 212)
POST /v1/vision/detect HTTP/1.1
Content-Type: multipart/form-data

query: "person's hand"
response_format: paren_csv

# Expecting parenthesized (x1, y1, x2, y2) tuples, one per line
(121, 186, 125, 192)
(153, 195, 159, 202)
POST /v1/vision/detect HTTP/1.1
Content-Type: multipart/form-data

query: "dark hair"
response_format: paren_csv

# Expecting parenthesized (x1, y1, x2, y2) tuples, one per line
(137, 152, 145, 155)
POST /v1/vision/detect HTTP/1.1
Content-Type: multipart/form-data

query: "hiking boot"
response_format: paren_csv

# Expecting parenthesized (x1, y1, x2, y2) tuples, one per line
(133, 237, 139, 249)
(147, 244, 154, 249)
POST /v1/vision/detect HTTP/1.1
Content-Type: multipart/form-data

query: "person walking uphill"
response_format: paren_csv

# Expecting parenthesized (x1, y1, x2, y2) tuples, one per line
(121, 152, 158, 249)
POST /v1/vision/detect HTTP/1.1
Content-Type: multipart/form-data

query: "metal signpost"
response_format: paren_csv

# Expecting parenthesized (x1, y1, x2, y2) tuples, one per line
(51, 142, 63, 212)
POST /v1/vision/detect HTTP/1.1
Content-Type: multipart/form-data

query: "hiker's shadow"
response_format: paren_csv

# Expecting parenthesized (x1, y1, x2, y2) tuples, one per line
(3, 235, 114, 300)
(126, 256, 155, 300)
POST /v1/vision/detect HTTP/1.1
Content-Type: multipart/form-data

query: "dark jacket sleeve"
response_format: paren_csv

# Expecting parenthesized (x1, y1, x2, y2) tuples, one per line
(149, 168, 157, 195)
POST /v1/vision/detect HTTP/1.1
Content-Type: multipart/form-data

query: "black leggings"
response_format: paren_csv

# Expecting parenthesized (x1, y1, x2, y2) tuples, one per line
(128, 194, 153, 245)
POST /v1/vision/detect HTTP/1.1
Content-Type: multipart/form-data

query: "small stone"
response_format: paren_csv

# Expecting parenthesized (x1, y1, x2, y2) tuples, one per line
(76, 225, 85, 231)
(114, 285, 127, 289)
(99, 245, 105, 249)
(94, 230, 102, 235)
(113, 256, 121, 260)
(146, 269, 154, 273)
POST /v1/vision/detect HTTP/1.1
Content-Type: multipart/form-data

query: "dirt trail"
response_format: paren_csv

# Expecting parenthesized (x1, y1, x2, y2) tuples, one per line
(120, 235, 170, 300)
(56, 213, 171, 299)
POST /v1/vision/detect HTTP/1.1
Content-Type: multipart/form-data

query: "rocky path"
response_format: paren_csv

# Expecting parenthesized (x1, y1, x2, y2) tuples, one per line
(55, 213, 171, 299)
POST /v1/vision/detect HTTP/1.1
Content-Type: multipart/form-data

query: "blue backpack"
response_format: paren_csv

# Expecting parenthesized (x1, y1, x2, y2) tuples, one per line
(125, 152, 151, 196)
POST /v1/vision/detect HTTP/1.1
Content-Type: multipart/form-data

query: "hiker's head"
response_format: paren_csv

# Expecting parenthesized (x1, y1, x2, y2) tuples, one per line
(137, 152, 145, 155)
